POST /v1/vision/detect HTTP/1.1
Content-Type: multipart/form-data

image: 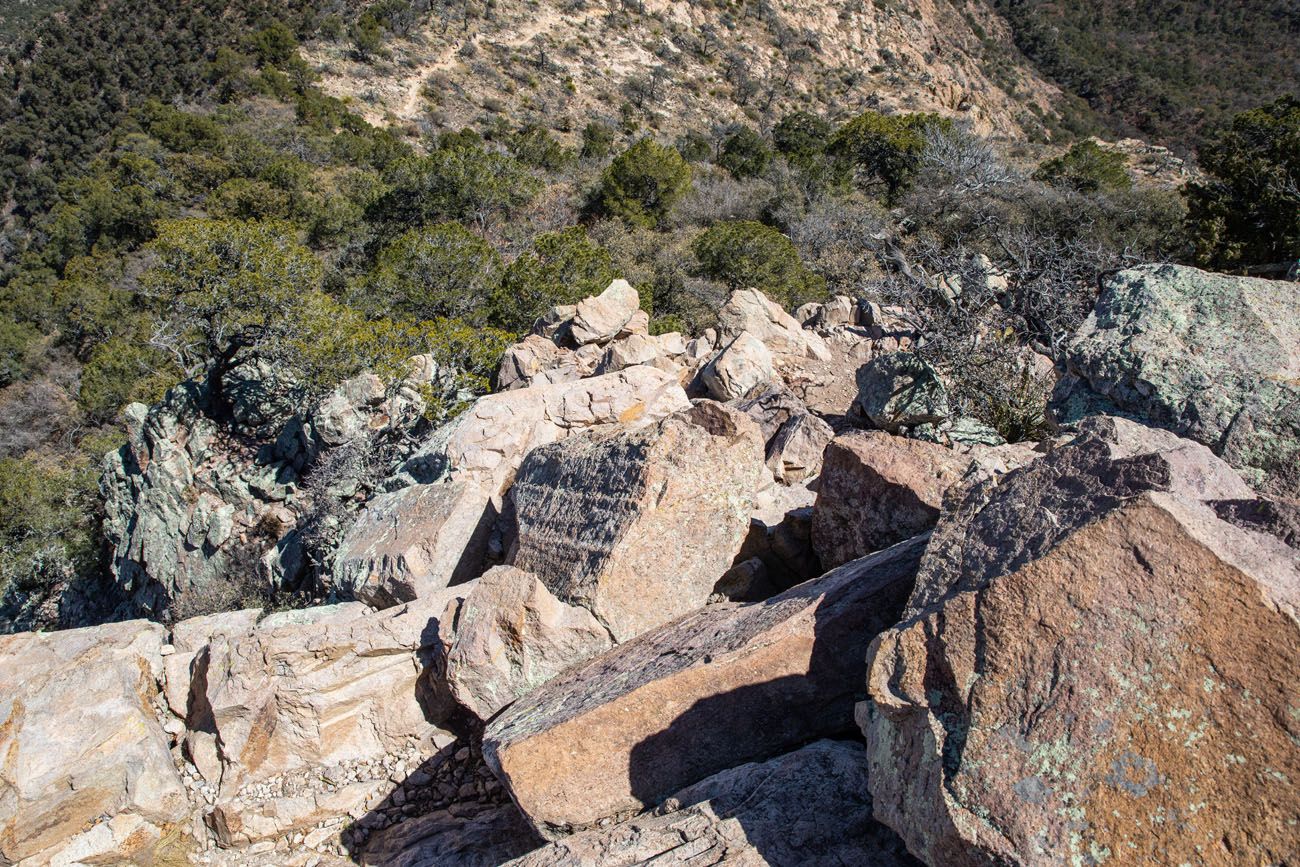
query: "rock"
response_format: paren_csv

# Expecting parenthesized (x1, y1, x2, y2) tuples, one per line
(192, 593, 469, 799)
(596, 333, 660, 374)
(700, 331, 774, 401)
(360, 802, 539, 866)
(497, 335, 582, 391)
(509, 402, 765, 642)
(403, 366, 691, 495)
(811, 431, 971, 568)
(863, 416, 1299, 865)
(570, 280, 641, 346)
(618, 308, 650, 338)
(910, 415, 1007, 448)
(734, 384, 834, 483)
(1052, 264, 1300, 497)
(312, 372, 387, 447)
(163, 606, 264, 717)
(332, 478, 496, 608)
(783, 326, 882, 419)
(507, 740, 918, 866)
(735, 504, 823, 591)
(211, 780, 390, 848)
(855, 352, 950, 432)
(715, 288, 831, 361)
(532, 303, 577, 342)
(483, 535, 926, 837)
(0, 620, 189, 864)
(446, 566, 614, 720)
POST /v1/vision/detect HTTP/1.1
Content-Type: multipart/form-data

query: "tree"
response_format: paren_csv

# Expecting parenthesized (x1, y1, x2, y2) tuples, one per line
(1187, 95, 1300, 269)
(718, 126, 773, 180)
(351, 12, 384, 59)
(494, 227, 615, 330)
(692, 220, 826, 307)
(599, 138, 693, 227)
(140, 218, 323, 379)
(828, 111, 952, 199)
(369, 142, 541, 232)
(1034, 140, 1132, 193)
(360, 222, 502, 323)
(773, 111, 831, 164)
(581, 121, 616, 160)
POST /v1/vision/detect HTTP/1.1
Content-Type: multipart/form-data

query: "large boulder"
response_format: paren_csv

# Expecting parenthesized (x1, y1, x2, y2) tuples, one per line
(715, 288, 831, 361)
(509, 401, 765, 641)
(735, 384, 834, 484)
(863, 416, 1300, 865)
(445, 566, 614, 720)
(507, 740, 919, 866)
(570, 279, 641, 346)
(484, 535, 925, 838)
(812, 431, 972, 568)
(700, 331, 775, 402)
(497, 335, 584, 391)
(855, 351, 950, 432)
(1052, 263, 1300, 497)
(0, 620, 189, 864)
(332, 477, 496, 608)
(188, 595, 468, 802)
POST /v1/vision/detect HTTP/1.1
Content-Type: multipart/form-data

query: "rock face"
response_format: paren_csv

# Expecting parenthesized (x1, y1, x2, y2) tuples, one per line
(332, 478, 495, 608)
(0, 620, 188, 864)
(189, 595, 467, 799)
(1052, 263, 1300, 497)
(484, 535, 925, 837)
(509, 402, 765, 641)
(812, 431, 971, 568)
(863, 416, 1300, 865)
(445, 566, 614, 720)
(855, 351, 950, 432)
(508, 740, 919, 867)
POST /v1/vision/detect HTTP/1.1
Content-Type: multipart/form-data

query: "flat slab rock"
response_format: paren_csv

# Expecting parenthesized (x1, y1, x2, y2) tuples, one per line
(506, 740, 920, 867)
(483, 535, 926, 838)
(864, 417, 1300, 865)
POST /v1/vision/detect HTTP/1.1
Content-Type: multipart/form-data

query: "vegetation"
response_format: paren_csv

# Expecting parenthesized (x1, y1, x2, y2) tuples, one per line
(1034, 141, 1132, 193)
(693, 221, 826, 308)
(599, 138, 694, 227)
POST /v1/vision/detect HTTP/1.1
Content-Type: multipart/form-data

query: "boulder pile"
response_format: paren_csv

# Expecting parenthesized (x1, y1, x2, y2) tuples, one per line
(4, 265, 1297, 865)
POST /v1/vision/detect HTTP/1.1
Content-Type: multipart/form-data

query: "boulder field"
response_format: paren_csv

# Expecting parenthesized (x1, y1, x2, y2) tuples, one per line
(2, 266, 1297, 866)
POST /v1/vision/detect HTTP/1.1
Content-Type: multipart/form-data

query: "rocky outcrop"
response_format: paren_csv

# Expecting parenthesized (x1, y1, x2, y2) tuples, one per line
(508, 740, 919, 866)
(699, 330, 774, 401)
(715, 287, 831, 362)
(445, 566, 614, 719)
(1052, 263, 1300, 497)
(855, 351, 950, 433)
(734, 383, 834, 484)
(483, 535, 925, 837)
(509, 401, 765, 641)
(812, 430, 972, 568)
(570, 279, 642, 346)
(863, 416, 1300, 865)
(0, 620, 188, 864)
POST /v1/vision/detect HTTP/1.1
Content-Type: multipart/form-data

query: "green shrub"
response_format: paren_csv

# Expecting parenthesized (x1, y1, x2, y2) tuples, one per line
(718, 126, 773, 179)
(599, 138, 693, 227)
(1034, 140, 1132, 193)
(675, 130, 712, 163)
(369, 142, 541, 231)
(0, 316, 40, 387)
(828, 110, 951, 199)
(360, 222, 503, 323)
(78, 337, 179, 422)
(692, 220, 826, 307)
(581, 121, 617, 160)
(510, 124, 574, 171)
(774, 111, 832, 163)
(494, 226, 615, 330)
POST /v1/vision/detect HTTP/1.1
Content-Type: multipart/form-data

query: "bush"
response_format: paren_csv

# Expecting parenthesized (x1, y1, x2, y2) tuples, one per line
(675, 129, 712, 163)
(718, 126, 772, 179)
(774, 111, 832, 163)
(494, 226, 615, 330)
(510, 124, 574, 172)
(828, 110, 951, 199)
(0, 317, 40, 387)
(1187, 95, 1300, 269)
(1034, 140, 1132, 193)
(360, 222, 502, 323)
(692, 220, 826, 307)
(581, 121, 617, 160)
(78, 337, 178, 422)
(599, 138, 693, 227)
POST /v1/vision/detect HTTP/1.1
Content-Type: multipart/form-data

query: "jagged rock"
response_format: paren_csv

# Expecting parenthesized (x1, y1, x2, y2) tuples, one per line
(855, 351, 950, 432)
(209, 780, 392, 848)
(361, 802, 539, 867)
(0, 620, 189, 864)
(700, 331, 774, 401)
(312, 372, 387, 447)
(812, 431, 971, 568)
(497, 335, 582, 391)
(403, 366, 691, 495)
(570, 280, 641, 346)
(484, 535, 925, 838)
(619, 307, 650, 338)
(509, 402, 764, 642)
(1052, 264, 1300, 497)
(715, 288, 831, 361)
(191, 595, 468, 800)
(911, 415, 1007, 447)
(507, 740, 919, 866)
(532, 304, 577, 343)
(445, 566, 614, 720)
(163, 606, 263, 717)
(332, 478, 496, 608)
(735, 504, 822, 590)
(223, 355, 301, 439)
(863, 416, 1299, 865)
(782, 326, 883, 419)
(734, 384, 834, 483)
(596, 332, 660, 374)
